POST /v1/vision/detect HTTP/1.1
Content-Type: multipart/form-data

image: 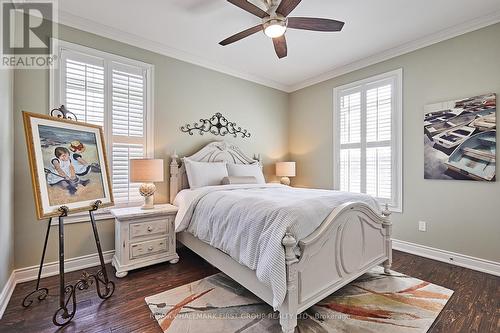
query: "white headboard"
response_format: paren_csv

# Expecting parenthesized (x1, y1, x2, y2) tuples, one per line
(169, 141, 261, 203)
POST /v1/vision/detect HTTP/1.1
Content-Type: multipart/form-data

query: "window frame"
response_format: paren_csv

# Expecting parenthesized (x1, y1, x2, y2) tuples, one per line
(333, 68, 403, 213)
(49, 39, 155, 223)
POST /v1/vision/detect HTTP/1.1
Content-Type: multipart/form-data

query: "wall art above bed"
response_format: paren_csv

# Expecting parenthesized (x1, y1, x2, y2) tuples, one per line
(424, 93, 496, 181)
(180, 112, 251, 138)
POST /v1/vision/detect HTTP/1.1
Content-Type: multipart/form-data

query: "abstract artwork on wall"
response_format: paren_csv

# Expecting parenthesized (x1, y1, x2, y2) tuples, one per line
(424, 93, 496, 181)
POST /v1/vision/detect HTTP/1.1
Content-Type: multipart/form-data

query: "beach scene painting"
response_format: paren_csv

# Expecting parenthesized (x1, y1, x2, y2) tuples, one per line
(39, 125, 105, 206)
(424, 93, 496, 181)
(23, 112, 113, 219)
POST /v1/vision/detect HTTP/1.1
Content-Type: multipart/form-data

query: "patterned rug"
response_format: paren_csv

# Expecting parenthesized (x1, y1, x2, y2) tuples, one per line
(145, 266, 453, 332)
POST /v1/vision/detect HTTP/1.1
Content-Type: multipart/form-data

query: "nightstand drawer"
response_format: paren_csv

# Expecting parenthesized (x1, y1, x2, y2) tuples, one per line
(130, 218, 169, 239)
(130, 237, 169, 259)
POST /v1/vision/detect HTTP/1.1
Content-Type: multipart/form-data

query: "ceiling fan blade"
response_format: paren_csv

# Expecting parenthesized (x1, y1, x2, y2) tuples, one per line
(272, 35, 287, 59)
(219, 25, 263, 46)
(276, 0, 301, 17)
(288, 17, 345, 31)
(227, 0, 268, 18)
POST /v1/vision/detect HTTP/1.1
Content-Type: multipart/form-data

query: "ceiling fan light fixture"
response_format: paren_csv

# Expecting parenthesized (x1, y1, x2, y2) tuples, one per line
(264, 23, 286, 38)
(263, 16, 287, 38)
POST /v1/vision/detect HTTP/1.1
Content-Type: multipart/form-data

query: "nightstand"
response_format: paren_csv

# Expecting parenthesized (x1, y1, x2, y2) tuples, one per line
(111, 204, 179, 278)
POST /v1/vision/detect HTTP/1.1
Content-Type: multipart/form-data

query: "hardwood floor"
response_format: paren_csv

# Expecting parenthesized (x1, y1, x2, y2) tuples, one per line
(0, 249, 498, 333)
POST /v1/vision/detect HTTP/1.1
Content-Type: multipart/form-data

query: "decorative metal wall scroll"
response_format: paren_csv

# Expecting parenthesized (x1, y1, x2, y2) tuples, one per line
(181, 112, 251, 138)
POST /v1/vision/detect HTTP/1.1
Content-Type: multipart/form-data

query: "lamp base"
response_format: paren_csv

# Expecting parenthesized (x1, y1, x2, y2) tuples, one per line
(140, 183, 156, 210)
(141, 195, 155, 210)
(280, 177, 291, 186)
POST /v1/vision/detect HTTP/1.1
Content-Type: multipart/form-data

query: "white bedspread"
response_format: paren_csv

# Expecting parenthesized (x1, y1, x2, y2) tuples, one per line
(174, 184, 380, 309)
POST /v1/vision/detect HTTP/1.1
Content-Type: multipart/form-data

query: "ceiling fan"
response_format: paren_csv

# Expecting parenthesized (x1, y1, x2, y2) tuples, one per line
(219, 0, 345, 59)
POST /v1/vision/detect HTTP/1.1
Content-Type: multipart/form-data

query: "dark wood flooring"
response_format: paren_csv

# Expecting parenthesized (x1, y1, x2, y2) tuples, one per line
(0, 249, 498, 333)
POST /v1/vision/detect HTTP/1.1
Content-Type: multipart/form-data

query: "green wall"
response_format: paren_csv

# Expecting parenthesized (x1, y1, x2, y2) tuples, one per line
(0, 69, 14, 292)
(13, 24, 289, 269)
(11, 20, 500, 271)
(288, 23, 500, 262)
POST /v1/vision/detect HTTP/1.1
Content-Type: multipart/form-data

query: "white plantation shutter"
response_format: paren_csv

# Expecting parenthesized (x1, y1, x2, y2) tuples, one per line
(366, 147, 391, 199)
(366, 84, 392, 143)
(334, 70, 402, 211)
(111, 63, 147, 204)
(112, 143, 143, 203)
(339, 91, 362, 193)
(340, 92, 361, 145)
(366, 84, 392, 200)
(56, 42, 153, 208)
(112, 67, 145, 137)
(62, 52, 105, 126)
(339, 148, 361, 193)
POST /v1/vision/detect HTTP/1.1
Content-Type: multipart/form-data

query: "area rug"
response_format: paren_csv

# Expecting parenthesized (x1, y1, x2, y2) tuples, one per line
(145, 266, 453, 332)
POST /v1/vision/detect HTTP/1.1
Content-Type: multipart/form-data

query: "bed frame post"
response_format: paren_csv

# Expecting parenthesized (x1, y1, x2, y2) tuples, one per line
(280, 231, 299, 333)
(169, 152, 179, 204)
(382, 204, 392, 274)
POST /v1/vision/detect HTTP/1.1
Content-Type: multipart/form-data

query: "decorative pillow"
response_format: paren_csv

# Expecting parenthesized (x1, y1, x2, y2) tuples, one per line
(221, 176, 258, 185)
(226, 163, 265, 184)
(183, 158, 228, 189)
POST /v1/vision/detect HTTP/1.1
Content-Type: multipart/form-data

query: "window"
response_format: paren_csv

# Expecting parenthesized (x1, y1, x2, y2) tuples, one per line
(51, 39, 154, 217)
(333, 69, 402, 212)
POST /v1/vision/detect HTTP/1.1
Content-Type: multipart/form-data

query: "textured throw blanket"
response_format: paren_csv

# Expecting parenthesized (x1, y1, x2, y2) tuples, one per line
(175, 184, 380, 309)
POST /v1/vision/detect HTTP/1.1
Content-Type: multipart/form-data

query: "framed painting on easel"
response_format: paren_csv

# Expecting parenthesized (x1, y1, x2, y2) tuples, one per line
(23, 111, 114, 219)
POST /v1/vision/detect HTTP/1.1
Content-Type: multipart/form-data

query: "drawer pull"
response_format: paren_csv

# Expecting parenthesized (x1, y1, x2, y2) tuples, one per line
(148, 246, 154, 251)
(147, 226, 153, 232)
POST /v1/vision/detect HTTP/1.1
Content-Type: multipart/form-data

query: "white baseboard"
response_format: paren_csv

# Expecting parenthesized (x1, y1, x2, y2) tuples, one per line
(0, 250, 114, 319)
(392, 239, 500, 277)
(15, 250, 115, 284)
(0, 271, 16, 320)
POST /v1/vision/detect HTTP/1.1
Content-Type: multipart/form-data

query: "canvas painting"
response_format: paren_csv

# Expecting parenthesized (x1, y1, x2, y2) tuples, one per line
(23, 112, 113, 219)
(424, 93, 496, 181)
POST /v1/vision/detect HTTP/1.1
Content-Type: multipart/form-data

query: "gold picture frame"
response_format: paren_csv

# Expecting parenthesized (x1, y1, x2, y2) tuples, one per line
(23, 111, 114, 219)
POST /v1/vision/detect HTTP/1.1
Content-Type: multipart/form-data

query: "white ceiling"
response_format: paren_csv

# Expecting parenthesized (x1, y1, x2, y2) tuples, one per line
(59, 0, 500, 92)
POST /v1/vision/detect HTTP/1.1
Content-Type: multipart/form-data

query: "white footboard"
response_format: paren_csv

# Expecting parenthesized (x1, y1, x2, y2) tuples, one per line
(279, 202, 392, 332)
(177, 202, 391, 333)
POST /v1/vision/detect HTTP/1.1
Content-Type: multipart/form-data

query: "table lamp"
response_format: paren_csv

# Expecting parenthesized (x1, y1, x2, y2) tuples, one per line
(130, 159, 164, 209)
(276, 161, 296, 186)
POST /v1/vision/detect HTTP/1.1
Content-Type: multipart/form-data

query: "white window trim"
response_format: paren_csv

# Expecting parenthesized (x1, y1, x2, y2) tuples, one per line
(333, 68, 403, 213)
(49, 39, 155, 224)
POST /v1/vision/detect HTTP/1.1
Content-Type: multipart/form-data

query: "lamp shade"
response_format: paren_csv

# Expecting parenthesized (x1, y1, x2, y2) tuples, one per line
(276, 162, 296, 177)
(130, 159, 164, 182)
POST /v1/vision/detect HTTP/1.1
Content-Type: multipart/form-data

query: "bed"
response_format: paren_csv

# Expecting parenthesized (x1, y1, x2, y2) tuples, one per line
(170, 141, 392, 333)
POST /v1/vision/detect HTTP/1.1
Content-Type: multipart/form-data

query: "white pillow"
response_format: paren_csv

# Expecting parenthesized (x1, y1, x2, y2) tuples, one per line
(183, 158, 228, 189)
(226, 163, 265, 184)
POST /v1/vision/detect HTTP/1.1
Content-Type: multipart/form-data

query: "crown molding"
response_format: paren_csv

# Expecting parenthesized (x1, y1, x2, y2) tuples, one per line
(288, 10, 500, 92)
(58, 10, 500, 94)
(57, 11, 290, 92)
